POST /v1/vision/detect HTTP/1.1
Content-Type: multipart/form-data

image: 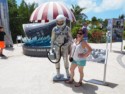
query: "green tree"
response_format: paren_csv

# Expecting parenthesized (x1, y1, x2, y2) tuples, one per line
(8, 0, 19, 43)
(71, 4, 87, 23)
(71, 4, 87, 37)
(18, 0, 38, 23)
(119, 14, 125, 19)
(91, 16, 98, 25)
(8, 0, 37, 43)
(18, 0, 29, 22)
(28, 3, 38, 17)
(18, 0, 37, 38)
(90, 17, 105, 29)
(102, 19, 108, 30)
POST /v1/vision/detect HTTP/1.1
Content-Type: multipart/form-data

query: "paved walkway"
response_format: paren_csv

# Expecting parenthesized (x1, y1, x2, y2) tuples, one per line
(0, 41, 125, 94)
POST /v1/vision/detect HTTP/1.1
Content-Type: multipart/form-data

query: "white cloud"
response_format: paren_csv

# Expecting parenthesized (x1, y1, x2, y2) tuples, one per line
(77, 0, 97, 13)
(95, 0, 124, 12)
(24, 0, 125, 13)
(77, 0, 125, 13)
(24, 0, 66, 5)
(24, 0, 72, 12)
(24, 0, 46, 4)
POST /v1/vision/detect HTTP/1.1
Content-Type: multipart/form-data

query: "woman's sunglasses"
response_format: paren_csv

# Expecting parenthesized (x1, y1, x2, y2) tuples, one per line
(77, 33, 83, 35)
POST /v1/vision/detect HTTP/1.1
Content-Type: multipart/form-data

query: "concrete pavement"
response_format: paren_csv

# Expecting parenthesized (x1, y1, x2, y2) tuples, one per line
(0, 41, 125, 94)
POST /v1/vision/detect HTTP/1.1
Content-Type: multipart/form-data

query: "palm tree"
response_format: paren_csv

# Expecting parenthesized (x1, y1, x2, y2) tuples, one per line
(90, 16, 98, 29)
(119, 14, 125, 19)
(71, 4, 87, 23)
(18, 0, 38, 22)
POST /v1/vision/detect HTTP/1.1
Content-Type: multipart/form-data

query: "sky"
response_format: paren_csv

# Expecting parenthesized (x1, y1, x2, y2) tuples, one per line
(16, 0, 125, 20)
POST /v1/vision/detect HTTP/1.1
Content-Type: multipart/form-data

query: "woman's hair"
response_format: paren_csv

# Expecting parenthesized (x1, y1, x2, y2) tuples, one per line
(75, 29, 84, 38)
(76, 28, 85, 34)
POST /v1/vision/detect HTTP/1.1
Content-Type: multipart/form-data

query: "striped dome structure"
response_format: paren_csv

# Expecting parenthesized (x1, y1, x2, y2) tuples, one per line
(30, 2, 76, 23)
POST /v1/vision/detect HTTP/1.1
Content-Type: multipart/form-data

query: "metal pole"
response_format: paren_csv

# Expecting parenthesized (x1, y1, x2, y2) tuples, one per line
(121, 21, 124, 52)
(103, 35, 109, 85)
(121, 40, 123, 52)
(110, 34, 112, 52)
(110, 19, 113, 52)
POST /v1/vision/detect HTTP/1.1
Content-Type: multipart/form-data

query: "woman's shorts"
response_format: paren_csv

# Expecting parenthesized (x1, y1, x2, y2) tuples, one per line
(0, 41, 5, 48)
(72, 59, 86, 66)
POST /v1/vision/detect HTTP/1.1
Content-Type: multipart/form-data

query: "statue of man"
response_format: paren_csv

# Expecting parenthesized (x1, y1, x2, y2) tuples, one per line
(51, 15, 73, 79)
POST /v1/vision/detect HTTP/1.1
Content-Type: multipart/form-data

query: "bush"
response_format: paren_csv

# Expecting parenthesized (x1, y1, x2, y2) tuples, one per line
(71, 24, 107, 43)
(123, 31, 125, 40)
(71, 25, 81, 38)
(88, 28, 106, 43)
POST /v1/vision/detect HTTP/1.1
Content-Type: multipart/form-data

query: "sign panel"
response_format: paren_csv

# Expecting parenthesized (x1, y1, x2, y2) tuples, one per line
(22, 20, 56, 46)
(23, 20, 56, 39)
(87, 49, 106, 64)
(112, 19, 124, 42)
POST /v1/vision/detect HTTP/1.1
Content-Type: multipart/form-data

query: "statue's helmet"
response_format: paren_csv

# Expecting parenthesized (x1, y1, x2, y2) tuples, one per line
(56, 15, 66, 28)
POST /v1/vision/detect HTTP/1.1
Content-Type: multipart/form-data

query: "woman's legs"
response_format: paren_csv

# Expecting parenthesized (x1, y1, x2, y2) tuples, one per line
(65, 63, 77, 84)
(1, 48, 3, 54)
(69, 63, 77, 81)
(78, 66, 84, 82)
(0, 41, 5, 56)
(74, 66, 84, 87)
(0, 48, 3, 55)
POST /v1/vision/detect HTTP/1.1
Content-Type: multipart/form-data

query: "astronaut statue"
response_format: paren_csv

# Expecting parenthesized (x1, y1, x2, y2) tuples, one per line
(51, 15, 73, 80)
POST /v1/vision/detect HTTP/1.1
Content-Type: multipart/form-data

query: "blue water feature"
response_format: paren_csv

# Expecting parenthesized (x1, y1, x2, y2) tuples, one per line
(23, 35, 51, 47)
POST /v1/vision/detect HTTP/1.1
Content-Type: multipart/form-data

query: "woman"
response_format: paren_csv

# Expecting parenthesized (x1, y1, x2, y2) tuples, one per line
(0, 26, 6, 57)
(65, 29, 92, 87)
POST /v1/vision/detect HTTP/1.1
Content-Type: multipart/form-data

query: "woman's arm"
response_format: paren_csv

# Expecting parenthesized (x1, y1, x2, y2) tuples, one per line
(83, 41, 92, 58)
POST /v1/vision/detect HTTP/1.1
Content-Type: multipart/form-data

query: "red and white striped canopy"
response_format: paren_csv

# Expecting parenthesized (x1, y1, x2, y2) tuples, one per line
(30, 2, 76, 23)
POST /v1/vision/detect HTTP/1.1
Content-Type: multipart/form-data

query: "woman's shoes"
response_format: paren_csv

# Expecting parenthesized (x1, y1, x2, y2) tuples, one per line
(65, 80, 83, 87)
(65, 79, 74, 84)
(74, 82, 83, 87)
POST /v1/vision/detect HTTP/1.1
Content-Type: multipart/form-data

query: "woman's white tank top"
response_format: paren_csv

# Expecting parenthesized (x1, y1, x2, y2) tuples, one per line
(71, 40, 87, 61)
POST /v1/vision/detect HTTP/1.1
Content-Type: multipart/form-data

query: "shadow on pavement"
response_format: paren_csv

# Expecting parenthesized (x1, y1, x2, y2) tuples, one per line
(53, 79, 118, 94)
(117, 54, 125, 69)
(55, 81, 98, 94)
(84, 79, 118, 88)
(71, 83, 98, 94)
(106, 82, 118, 88)
(0, 56, 8, 59)
(5, 47, 14, 51)
(112, 50, 125, 54)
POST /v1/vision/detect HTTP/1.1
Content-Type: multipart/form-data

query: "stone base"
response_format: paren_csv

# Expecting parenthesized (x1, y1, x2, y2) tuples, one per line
(53, 74, 70, 82)
(22, 44, 50, 57)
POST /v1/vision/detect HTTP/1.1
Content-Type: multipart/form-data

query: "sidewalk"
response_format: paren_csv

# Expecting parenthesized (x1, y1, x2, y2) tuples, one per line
(0, 41, 125, 94)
